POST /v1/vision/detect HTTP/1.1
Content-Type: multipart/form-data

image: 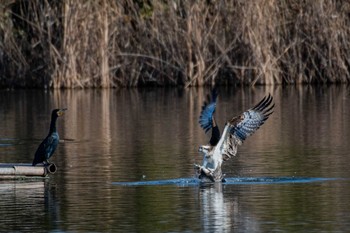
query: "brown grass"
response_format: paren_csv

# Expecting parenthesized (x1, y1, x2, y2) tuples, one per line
(0, 0, 350, 88)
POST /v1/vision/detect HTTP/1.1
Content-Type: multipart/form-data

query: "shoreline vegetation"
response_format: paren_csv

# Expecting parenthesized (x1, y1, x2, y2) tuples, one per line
(0, 1, 350, 88)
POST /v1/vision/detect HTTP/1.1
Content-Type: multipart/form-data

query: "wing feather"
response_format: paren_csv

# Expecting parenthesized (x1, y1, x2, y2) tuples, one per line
(32, 133, 59, 165)
(199, 89, 218, 133)
(230, 94, 274, 144)
(216, 94, 274, 161)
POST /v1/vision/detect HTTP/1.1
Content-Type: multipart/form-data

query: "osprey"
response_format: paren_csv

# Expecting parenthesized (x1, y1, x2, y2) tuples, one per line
(194, 90, 274, 182)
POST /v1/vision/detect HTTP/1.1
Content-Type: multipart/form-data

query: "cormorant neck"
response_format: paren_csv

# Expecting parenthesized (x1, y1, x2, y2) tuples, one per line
(49, 114, 58, 134)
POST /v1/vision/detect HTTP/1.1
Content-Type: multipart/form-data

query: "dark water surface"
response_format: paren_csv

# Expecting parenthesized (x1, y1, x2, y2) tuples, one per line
(0, 86, 350, 232)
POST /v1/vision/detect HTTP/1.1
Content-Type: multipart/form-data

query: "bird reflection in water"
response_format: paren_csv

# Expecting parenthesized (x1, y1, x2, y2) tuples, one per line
(199, 183, 260, 232)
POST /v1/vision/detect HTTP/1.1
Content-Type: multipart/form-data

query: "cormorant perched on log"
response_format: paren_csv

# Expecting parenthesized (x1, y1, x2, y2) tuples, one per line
(195, 90, 274, 182)
(32, 108, 67, 166)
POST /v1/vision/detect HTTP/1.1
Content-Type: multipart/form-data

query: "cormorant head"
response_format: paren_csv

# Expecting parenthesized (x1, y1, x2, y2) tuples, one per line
(52, 108, 67, 117)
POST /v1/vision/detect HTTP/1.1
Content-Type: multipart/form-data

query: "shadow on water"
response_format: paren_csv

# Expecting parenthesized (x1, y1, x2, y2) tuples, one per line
(112, 177, 340, 186)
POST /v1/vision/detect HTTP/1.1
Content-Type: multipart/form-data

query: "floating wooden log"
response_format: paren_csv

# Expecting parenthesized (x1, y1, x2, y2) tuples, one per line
(0, 163, 57, 179)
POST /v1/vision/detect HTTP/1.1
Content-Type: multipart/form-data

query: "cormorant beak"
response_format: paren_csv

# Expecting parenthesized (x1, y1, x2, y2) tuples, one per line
(58, 108, 67, 116)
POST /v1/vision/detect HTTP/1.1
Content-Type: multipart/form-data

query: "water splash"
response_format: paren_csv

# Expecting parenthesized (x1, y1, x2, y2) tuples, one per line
(112, 177, 340, 186)
(112, 178, 200, 186)
(223, 177, 339, 184)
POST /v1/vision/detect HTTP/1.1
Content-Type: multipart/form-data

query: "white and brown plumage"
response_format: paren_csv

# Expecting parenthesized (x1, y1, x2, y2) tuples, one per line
(194, 91, 274, 182)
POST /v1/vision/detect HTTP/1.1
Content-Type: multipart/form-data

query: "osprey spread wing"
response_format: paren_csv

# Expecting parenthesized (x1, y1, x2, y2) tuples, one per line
(195, 91, 274, 182)
(218, 94, 274, 161)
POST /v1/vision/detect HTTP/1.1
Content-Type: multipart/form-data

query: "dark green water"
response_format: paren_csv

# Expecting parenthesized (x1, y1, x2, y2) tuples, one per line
(0, 86, 350, 232)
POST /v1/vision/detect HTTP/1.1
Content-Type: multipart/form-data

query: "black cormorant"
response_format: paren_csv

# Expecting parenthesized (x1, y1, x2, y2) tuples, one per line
(32, 108, 67, 166)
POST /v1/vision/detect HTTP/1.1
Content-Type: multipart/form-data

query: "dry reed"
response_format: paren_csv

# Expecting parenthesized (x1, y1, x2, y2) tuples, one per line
(0, 0, 350, 88)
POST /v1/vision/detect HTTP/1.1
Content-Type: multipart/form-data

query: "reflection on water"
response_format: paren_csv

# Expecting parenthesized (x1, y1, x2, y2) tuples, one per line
(200, 183, 235, 232)
(0, 180, 60, 232)
(0, 85, 350, 232)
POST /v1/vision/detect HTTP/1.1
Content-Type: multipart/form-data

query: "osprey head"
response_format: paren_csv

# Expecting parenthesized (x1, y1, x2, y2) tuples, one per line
(198, 145, 212, 157)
